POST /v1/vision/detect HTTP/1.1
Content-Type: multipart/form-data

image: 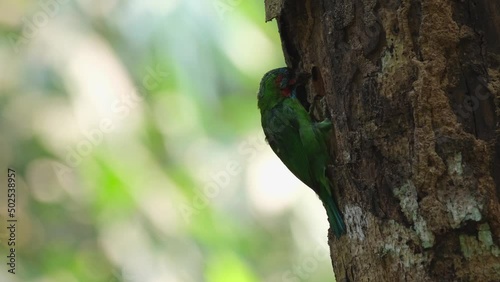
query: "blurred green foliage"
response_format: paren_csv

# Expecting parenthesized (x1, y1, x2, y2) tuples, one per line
(0, 0, 335, 281)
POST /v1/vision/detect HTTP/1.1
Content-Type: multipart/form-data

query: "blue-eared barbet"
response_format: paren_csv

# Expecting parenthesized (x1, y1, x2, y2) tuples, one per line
(257, 67, 346, 237)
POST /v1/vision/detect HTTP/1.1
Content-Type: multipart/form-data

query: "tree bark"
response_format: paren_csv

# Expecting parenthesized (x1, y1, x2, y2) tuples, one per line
(266, 0, 500, 280)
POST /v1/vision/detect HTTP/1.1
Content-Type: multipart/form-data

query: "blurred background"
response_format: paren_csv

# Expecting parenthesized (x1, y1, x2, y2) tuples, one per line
(0, 1, 334, 281)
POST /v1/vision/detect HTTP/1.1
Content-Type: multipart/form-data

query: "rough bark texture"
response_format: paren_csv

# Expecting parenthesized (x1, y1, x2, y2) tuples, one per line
(266, 0, 500, 280)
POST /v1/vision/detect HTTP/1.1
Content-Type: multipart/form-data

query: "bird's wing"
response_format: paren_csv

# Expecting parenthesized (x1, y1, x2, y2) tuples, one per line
(290, 101, 331, 188)
(263, 103, 315, 187)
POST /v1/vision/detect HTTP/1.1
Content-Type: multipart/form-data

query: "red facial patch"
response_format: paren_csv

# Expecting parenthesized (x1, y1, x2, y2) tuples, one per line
(281, 88, 291, 97)
(276, 74, 294, 97)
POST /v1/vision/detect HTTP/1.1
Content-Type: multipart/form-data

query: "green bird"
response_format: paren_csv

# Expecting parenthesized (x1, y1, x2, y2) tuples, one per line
(257, 67, 346, 237)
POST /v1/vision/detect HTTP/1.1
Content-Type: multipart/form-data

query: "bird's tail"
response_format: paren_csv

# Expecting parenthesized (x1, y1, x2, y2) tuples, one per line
(324, 197, 346, 238)
(318, 187, 346, 238)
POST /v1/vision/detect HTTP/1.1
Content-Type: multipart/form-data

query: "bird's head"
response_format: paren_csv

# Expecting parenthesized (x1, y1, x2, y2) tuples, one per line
(257, 67, 297, 110)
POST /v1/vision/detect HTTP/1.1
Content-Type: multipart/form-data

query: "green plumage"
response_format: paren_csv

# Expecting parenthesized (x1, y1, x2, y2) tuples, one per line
(257, 67, 346, 238)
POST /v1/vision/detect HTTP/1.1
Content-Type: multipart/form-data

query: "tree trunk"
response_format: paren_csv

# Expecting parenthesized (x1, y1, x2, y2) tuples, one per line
(266, 0, 500, 280)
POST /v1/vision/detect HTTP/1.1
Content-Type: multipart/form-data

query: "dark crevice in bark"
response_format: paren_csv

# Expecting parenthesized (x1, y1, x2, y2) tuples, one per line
(457, 54, 479, 138)
(408, 0, 423, 61)
(466, 1, 499, 203)
(429, 232, 460, 281)
(277, 12, 301, 69)
(468, 0, 500, 199)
